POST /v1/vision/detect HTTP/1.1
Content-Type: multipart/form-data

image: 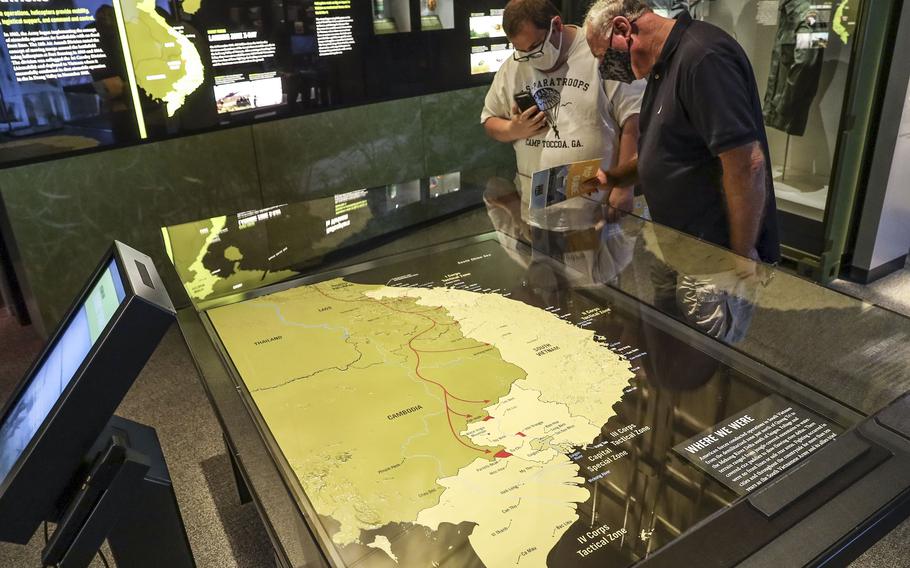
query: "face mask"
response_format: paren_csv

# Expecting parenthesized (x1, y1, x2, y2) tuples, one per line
(599, 32, 636, 83)
(528, 20, 563, 71)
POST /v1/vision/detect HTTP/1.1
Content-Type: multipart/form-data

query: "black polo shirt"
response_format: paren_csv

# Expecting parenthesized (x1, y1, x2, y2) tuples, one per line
(638, 11, 780, 263)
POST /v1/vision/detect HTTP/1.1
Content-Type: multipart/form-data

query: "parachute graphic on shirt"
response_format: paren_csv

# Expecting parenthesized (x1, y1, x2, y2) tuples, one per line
(532, 87, 562, 139)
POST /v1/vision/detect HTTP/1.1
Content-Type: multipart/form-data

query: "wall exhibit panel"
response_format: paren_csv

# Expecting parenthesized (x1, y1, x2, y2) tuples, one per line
(254, 98, 427, 205)
(0, 128, 263, 331)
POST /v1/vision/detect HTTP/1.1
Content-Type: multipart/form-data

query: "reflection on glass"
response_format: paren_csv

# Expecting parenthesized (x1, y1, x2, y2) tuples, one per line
(482, 179, 910, 410)
(420, 0, 454, 31)
(701, 0, 857, 224)
(172, 167, 910, 567)
(0, 0, 139, 161)
(385, 179, 421, 209)
(373, 0, 411, 34)
(162, 177, 485, 305)
(201, 180, 874, 566)
(429, 171, 460, 198)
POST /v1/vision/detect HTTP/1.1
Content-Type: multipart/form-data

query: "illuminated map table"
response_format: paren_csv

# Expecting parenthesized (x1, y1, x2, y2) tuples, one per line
(171, 192, 910, 567)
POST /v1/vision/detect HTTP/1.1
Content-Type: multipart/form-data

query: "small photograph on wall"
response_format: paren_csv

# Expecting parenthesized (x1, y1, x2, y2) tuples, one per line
(470, 44, 513, 75)
(214, 76, 284, 114)
(470, 13, 506, 38)
(373, 0, 412, 34)
(420, 0, 455, 31)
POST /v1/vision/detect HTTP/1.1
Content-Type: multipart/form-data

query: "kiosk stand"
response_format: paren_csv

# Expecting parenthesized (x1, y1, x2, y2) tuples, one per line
(43, 416, 194, 568)
(0, 241, 195, 568)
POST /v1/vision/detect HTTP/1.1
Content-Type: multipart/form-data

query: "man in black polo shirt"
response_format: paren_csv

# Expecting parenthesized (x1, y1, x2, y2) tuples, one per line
(583, 0, 780, 264)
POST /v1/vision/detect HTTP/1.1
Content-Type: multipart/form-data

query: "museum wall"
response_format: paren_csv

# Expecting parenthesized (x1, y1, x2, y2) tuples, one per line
(0, 85, 515, 333)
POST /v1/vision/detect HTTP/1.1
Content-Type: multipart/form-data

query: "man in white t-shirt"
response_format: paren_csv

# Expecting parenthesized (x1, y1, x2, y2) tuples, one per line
(481, 0, 644, 230)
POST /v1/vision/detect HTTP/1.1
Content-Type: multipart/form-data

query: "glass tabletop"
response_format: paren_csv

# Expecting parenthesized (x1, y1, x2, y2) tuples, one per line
(166, 178, 910, 567)
(161, 173, 481, 307)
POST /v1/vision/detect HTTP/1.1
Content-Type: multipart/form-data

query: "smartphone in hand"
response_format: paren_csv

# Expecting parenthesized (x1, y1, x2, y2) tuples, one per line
(514, 91, 537, 113)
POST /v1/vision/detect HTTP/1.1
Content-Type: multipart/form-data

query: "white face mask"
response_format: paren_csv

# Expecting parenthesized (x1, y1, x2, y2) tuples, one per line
(528, 20, 563, 71)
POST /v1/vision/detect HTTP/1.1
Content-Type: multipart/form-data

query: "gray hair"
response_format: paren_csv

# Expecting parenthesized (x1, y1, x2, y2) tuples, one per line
(585, 0, 650, 35)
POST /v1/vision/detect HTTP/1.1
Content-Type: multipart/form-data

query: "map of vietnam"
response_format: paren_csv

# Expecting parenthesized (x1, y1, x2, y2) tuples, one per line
(119, 0, 204, 116)
(208, 273, 634, 566)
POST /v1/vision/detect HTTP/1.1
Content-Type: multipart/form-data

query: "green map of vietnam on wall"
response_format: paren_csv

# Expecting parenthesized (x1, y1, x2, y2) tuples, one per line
(120, 0, 204, 117)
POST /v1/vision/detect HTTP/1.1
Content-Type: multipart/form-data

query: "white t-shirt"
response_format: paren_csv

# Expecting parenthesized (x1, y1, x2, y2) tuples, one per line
(481, 27, 645, 229)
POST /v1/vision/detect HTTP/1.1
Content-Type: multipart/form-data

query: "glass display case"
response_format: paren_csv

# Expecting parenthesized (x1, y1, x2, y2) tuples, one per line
(693, 0, 862, 277)
(558, 0, 905, 281)
(704, 0, 851, 221)
(167, 178, 910, 567)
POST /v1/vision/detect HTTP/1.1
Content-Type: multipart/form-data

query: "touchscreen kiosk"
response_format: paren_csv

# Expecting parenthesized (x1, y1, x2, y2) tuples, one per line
(0, 241, 175, 544)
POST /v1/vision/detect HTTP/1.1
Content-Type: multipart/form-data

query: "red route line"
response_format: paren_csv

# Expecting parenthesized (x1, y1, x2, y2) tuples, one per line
(447, 407, 474, 418)
(413, 306, 446, 314)
(447, 392, 491, 404)
(410, 320, 490, 453)
(312, 284, 493, 454)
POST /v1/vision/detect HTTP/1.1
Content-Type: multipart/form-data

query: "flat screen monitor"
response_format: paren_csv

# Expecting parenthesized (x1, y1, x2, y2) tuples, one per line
(0, 241, 175, 544)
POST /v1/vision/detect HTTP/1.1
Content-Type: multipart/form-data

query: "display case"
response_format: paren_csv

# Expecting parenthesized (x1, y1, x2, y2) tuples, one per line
(168, 179, 910, 567)
(566, 0, 907, 281)
(690, 0, 868, 279)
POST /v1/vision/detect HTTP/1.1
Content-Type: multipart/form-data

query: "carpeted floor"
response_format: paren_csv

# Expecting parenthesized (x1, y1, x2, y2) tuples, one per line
(0, 252, 908, 567)
(831, 256, 910, 317)
(0, 310, 273, 568)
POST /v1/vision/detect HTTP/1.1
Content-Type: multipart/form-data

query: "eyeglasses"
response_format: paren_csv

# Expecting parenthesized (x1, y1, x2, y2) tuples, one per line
(512, 19, 555, 62)
(513, 42, 546, 63)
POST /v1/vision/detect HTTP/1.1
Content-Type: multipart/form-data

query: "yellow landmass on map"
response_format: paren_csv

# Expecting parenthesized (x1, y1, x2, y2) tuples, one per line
(367, 286, 633, 422)
(182, 0, 202, 15)
(416, 452, 588, 568)
(210, 278, 635, 554)
(121, 0, 204, 116)
(463, 383, 601, 463)
(366, 535, 398, 563)
(185, 216, 226, 300)
(414, 382, 615, 567)
(363, 286, 635, 566)
(208, 279, 524, 544)
(168, 217, 296, 302)
(833, 1, 850, 44)
(224, 245, 243, 262)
